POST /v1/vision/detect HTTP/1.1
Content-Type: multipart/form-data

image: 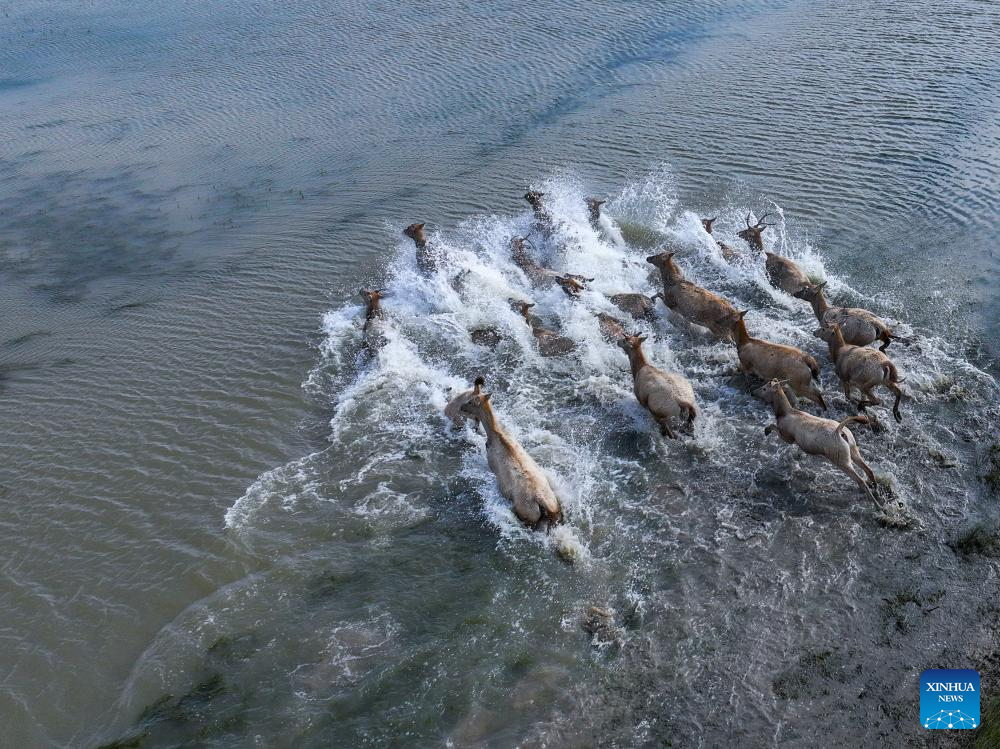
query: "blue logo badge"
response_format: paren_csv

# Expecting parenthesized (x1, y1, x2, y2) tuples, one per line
(921, 669, 980, 729)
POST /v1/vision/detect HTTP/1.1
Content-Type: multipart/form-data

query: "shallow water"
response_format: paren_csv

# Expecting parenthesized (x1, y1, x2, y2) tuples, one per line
(1, 1, 999, 747)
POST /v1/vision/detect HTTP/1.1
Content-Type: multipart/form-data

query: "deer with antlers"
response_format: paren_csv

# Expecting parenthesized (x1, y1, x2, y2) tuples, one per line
(737, 212, 813, 296)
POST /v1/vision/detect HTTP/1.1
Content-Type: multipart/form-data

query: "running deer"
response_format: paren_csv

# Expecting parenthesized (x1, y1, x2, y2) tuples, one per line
(403, 222, 440, 276)
(509, 300, 576, 357)
(727, 309, 827, 410)
(445, 376, 486, 430)
(458, 392, 563, 529)
(359, 289, 387, 353)
(701, 217, 740, 263)
(797, 282, 896, 350)
(737, 212, 812, 295)
(646, 251, 738, 341)
(618, 334, 697, 438)
(815, 323, 903, 422)
(524, 190, 556, 238)
(608, 292, 658, 321)
(587, 198, 607, 231)
(510, 236, 592, 297)
(596, 312, 630, 344)
(758, 378, 879, 504)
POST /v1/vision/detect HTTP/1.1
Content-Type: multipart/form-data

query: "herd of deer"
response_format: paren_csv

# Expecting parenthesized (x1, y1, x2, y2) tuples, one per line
(359, 192, 906, 539)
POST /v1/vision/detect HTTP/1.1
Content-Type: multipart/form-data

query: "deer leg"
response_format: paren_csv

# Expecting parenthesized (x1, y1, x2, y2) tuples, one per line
(841, 379, 852, 401)
(850, 446, 877, 485)
(861, 387, 881, 406)
(806, 387, 827, 411)
(841, 462, 878, 505)
(658, 418, 677, 439)
(888, 383, 903, 423)
(879, 331, 891, 352)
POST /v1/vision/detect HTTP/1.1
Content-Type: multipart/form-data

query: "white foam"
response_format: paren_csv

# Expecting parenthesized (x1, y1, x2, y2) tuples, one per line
(228, 168, 997, 548)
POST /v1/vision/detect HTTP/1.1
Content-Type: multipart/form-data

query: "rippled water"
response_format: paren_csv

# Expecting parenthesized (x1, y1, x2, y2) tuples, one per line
(2, 1, 999, 747)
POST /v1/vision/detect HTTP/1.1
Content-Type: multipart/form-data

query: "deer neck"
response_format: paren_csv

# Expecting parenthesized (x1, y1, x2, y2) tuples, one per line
(365, 298, 382, 320)
(627, 346, 649, 379)
(828, 327, 846, 359)
(810, 290, 829, 319)
(478, 402, 504, 445)
(734, 318, 753, 349)
(772, 386, 793, 418)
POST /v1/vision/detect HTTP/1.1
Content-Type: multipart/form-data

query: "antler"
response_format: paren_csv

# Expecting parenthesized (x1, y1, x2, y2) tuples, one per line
(756, 211, 778, 228)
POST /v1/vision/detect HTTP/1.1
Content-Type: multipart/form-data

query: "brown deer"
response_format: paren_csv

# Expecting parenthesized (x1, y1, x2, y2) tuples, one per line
(758, 379, 879, 505)
(524, 191, 556, 238)
(403, 222, 440, 276)
(509, 236, 592, 297)
(726, 309, 827, 410)
(359, 289, 387, 353)
(608, 292, 658, 321)
(458, 391, 563, 530)
(445, 376, 486, 430)
(509, 300, 576, 357)
(737, 212, 812, 295)
(815, 323, 903, 422)
(797, 282, 896, 350)
(618, 334, 698, 438)
(587, 198, 607, 231)
(646, 251, 738, 341)
(596, 312, 630, 344)
(701, 217, 740, 263)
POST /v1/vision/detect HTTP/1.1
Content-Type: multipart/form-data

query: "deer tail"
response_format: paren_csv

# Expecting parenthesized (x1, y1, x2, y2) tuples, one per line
(836, 415, 869, 437)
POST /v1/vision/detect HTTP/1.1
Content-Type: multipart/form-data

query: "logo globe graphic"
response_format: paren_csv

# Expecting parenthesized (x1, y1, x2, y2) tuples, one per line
(923, 709, 977, 730)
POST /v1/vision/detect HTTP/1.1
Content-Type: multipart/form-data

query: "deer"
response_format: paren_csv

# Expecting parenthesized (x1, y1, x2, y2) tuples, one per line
(815, 323, 903, 422)
(796, 282, 896, 350)
(701, 217, 740, 263)
(737, 212, 812, 295)
(596, 312, 630, 344)
(403, 222, 441, 276)
(509, 236, 592, 297)
(509, 300, 576, 357)
(458, 391, 563, 530)
(586, 198, 607, 231)
(608, 292, 658, 321)
(444, 376, 486, 430)
(758, 378, 879, 505)
(646, 251, 738, 341)
(524, 190, 557, 238)
(726, 309, 827, 410)
(359, 289, 387, 351)
(618, 334, 697, 438)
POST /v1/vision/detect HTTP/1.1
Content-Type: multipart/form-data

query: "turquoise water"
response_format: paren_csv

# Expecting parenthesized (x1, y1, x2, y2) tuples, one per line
(1, 1, 999, 746)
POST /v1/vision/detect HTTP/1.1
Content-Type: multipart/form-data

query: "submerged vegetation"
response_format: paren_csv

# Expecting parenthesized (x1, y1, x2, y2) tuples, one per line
(951, 524, 1000, 559)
